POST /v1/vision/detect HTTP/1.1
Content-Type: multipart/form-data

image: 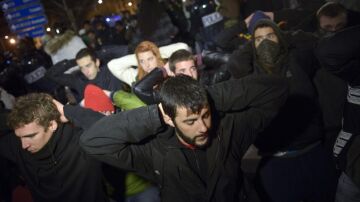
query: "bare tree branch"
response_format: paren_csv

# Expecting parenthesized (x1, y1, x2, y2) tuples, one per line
(47, 0, 65, 10)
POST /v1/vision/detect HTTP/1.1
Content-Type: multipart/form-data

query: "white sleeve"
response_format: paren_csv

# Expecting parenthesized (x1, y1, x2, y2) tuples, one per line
(159, 42, 191, 58)
(107, 54, 138, 86)
(0, 87, 15, 110)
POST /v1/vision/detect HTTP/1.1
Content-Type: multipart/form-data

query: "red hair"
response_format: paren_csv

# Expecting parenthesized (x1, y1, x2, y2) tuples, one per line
(135, 41, 164, 80)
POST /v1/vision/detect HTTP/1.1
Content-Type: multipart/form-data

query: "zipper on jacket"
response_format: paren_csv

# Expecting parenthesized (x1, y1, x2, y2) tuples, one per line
(192, 150, 201, 172)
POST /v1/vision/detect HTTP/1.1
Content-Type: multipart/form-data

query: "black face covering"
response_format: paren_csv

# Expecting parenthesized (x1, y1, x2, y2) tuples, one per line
(256, 39, 281, 72)
(317, 28, 336, 38)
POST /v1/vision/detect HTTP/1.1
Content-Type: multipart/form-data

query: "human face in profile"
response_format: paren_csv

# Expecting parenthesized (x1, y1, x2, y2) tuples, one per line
(15, 121, 57, 153)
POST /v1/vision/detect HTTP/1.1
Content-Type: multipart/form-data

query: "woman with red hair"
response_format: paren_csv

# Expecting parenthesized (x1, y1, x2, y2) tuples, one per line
(108, 41, 190, 86)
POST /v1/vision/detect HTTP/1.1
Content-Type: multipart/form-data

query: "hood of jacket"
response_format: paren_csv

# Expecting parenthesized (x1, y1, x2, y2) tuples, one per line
(251, 19, 289, 75)
(44, 30, 77, 55)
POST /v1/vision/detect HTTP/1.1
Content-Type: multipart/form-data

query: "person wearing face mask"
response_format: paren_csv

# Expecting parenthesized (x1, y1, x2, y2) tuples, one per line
(317, 25, 360, 202)
(293, 1, 360, 155)
(293, 2, 360, 37)
(226, 19, 339, 202)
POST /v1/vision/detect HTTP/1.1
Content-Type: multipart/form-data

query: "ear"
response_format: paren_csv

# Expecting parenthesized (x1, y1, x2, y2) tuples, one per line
(162, 113, 175, 127)
(48, 120, 58, 132)
(158, 103, 175, 127)
(95, 58, 100, 69)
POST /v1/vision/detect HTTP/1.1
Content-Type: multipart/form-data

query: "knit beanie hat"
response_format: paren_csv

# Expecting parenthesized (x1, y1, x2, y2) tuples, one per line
(248, 11, 271, 34)
(84, 84, 114, 113)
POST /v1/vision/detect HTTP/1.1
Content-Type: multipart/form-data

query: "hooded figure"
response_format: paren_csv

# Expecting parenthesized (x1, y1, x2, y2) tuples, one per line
(228, 19, 339, 202)
(251, 19, 289, 75)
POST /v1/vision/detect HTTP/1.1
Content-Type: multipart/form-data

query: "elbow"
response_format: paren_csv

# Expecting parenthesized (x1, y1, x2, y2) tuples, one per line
(132, 85, 156, 105)
(132, 84, 143, 99)
(107, 62, 116, 74)
(79, 131, 96, 155)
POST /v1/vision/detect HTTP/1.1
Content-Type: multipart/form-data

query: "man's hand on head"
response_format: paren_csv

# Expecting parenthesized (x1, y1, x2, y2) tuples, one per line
(158, 103, 174, 127)
(52, 99, 69, 123)
(158, 103, 165, 118)
(244, 13, 255, 28)
(164, 62, 175, 77)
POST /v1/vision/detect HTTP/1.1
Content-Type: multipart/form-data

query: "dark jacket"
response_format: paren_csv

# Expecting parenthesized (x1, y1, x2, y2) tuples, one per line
(0, 106, 107, 202)
(317, 25, 360, 187)
(80, 75, 288, 202)
(46, 59, 124, 100)
(227, 20, 323, 153)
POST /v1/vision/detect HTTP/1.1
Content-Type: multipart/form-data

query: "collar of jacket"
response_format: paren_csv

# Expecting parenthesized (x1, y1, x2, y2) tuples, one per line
(158, 124, 222, 176)
(22, 123, 65, 187)
(159, 126, 218, 151)
(157, 127, 189, 149)
(31, 123, 63, 163)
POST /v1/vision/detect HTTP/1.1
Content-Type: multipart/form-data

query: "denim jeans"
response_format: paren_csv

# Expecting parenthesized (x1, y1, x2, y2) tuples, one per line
(336, 172, 360, 202)
(256, 144, 338, 202)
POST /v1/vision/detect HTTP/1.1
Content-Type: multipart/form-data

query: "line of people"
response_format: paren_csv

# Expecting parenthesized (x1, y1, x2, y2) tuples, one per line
(1, 1, 360, 202)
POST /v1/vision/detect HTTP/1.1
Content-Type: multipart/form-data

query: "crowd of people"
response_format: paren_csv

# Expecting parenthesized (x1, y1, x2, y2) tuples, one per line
(1, 0, 360, 201)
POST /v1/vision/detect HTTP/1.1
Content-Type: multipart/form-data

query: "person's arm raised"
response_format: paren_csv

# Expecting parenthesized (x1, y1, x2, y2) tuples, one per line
(52, 98, 104, 130)
(107, 54, 138, 86)
(79, 105, 164, 172)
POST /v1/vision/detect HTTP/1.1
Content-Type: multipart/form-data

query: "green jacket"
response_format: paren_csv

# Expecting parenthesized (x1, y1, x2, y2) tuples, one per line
(112, 90, 150, 196)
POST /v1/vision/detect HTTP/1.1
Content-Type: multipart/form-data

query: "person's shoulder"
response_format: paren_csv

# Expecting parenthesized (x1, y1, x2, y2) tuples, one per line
(58, 122, 83, 140)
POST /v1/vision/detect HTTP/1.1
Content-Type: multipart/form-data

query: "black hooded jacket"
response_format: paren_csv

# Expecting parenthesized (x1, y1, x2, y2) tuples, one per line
(227, 19, 323, 153)
(317, 25, 360, 187)
(0, 106, 107, 202)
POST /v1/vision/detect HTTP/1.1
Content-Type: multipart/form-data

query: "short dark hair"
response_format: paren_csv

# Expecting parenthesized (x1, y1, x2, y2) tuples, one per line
(159, 75, 208, 119)
(76, 48, 97, 62)
(316, 2, 347, 20)
(169, 49, 194, 73)
(7, 93, 61, 130)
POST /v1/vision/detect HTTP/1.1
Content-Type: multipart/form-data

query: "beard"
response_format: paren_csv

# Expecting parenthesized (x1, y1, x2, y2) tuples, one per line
(175, 127, 209, 149)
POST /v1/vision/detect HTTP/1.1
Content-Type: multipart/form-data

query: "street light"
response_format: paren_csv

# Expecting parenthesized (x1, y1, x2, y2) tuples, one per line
(98, 0, 103, 4)
(4, 35, 9, 39)
(127, 2, 132, 6)
(9, 38, 16, 45)
(46, 27, 51, 32)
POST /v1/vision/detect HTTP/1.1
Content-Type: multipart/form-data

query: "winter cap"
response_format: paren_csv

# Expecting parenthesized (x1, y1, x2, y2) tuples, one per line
(84, 84, 114, 113)
(248, 11, 271, 34)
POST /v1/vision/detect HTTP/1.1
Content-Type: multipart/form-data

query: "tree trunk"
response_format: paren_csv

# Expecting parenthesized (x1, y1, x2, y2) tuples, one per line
(62, 0, 78, 32)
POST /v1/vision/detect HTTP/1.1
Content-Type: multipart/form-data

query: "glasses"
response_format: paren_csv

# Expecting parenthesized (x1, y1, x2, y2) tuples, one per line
(254, 32, 277, 44)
